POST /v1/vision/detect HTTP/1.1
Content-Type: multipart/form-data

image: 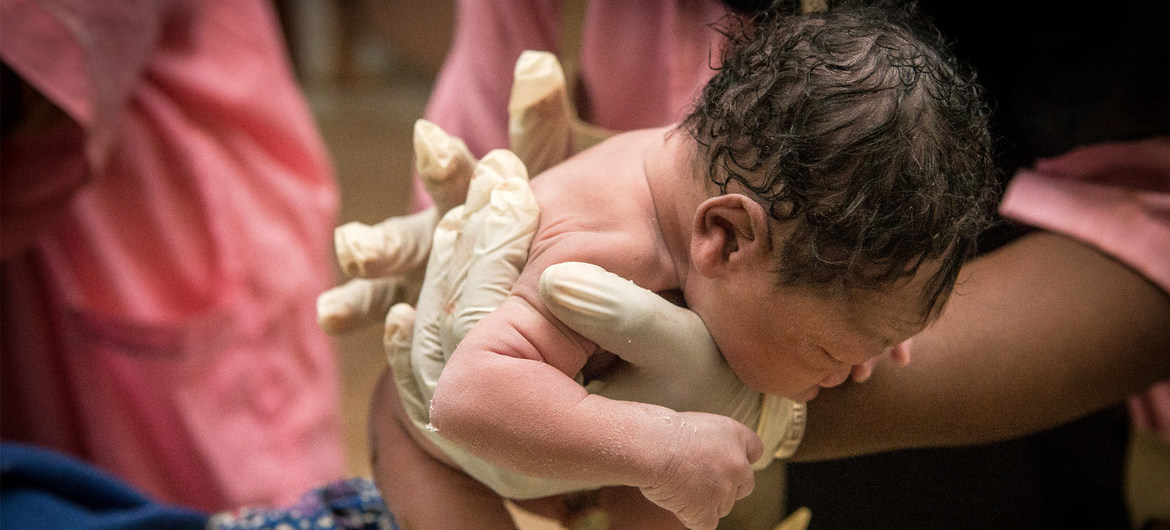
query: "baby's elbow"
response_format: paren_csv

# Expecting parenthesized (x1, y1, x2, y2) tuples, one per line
(426, 372, 484, 445)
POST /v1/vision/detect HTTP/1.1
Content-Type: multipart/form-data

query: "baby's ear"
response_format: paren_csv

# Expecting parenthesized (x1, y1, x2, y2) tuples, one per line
(690, 194, 772, 277)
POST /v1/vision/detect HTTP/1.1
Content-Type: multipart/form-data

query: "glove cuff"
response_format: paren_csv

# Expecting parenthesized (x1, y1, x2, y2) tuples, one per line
(752, 395, 807, 470)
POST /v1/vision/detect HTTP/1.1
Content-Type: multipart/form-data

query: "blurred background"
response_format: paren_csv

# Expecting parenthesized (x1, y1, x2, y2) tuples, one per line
(274, 0, 454, 478)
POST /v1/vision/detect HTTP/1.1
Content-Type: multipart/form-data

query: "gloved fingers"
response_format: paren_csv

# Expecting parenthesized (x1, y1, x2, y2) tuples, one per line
(752, 397, 806, 470)
(775, 507, 813, 530)
(538, 262, 716, 370)
(508, 50, 572, 177)
(450, 151, 538, 346)
(317, 276, 405, 335)
(462, 149, 511, 216)
(414, 119, 476, 215)
(385, 302, 431, 426)
(409, 206, 465, 404)
(433, 152, 514, 353)
(334, 208, 440, 279)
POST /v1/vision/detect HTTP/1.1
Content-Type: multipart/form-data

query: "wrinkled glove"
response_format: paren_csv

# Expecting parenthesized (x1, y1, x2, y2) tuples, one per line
(385, 148, 604, 499)
(409, 149, 541, 403)
(317, 120, 475, 334)
(317, 51, 574, 335)
(509, 50, 572, 177)
(539, 262, 807, 470)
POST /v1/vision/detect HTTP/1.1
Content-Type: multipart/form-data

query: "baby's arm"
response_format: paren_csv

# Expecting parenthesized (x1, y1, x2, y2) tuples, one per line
(427, 240, 763, 530)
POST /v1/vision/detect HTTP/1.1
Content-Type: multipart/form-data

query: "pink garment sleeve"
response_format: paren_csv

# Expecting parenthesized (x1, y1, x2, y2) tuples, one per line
(0, 0, 176, 170)
(409, 0, 729, 213)
(409, 0, 559, 212)
(999, 136, 1170, 442)
(579, 0, 728, 131)
(999, 137, 1170, 293)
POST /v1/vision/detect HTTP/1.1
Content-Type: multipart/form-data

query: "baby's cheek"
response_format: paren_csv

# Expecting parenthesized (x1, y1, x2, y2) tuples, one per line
(724, 346, 804, 397)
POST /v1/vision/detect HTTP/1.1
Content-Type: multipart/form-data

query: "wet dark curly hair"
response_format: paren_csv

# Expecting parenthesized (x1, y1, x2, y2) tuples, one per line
(682, 1, 998, 319)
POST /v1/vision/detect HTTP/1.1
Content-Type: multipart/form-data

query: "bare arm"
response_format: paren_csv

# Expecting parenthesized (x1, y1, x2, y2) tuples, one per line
(429, 294, 683, 484)
(795, 232, 1170, 461)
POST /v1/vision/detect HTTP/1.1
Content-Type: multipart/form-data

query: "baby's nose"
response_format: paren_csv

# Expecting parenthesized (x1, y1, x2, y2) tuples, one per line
(818, 367, 852, 389)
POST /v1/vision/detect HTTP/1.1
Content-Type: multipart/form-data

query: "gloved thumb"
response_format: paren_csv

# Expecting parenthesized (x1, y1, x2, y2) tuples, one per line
(540, 262, 808, 467)
(538, 262, 712, 369)
(385, 303, 430, 425)
(508, 50, 571, 177)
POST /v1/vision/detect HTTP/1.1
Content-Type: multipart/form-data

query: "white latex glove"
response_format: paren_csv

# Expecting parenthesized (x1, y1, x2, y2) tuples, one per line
(386, 303, 602, 499)
(409, 149, 541, 403)
(318, 52, 575, 335)
(539, 262, 807, 470)
(317, 120, 475, 334)
(385, 150, 605, 499)
(508, 50, 572, 177)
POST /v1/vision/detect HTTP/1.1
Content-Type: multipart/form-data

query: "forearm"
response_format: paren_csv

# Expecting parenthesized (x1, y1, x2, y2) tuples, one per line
(427, 300, 680, 489)
(795, 232, 1170, 461)
(429, 353, 683, 487)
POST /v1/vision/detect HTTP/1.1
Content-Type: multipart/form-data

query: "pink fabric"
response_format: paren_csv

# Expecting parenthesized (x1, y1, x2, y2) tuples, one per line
(999, 137, 1170, 443)
(410, 0, 731, 212)
(1, 0, 343, 511)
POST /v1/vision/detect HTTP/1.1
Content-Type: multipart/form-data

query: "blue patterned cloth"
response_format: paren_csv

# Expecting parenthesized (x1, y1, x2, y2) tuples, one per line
(209, 477, 397, 530)
(0, 443, 208, 530)
(1, 443, 396, 530)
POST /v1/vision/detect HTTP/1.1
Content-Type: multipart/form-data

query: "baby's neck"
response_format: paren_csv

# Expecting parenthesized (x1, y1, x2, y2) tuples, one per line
(642, 127, 709, 291)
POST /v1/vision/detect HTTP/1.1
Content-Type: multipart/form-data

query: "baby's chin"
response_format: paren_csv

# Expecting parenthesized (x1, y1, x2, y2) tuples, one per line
(745, 375, 821, 402)
(791, 385, 821, 402)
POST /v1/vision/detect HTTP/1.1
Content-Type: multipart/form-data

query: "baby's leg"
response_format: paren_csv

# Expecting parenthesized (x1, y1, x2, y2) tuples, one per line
(369, 370, 518, 529)
(512, 468, 785, 529)
(512, 487, 683, 529)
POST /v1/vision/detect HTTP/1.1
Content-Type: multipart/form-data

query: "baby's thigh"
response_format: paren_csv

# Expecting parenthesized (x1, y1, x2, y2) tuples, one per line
(513, 487, 683, 529)
(723, 464, 787, 529)
(369, 369, 517, 529)
(513, 466, 786, 529)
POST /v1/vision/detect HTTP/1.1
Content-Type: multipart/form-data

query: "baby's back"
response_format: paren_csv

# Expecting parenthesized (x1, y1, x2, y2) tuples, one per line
(497, 127, 686, 376)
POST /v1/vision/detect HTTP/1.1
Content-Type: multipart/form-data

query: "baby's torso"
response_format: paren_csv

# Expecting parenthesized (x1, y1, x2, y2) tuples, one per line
(527, 128, 681, 295)
(518, 128, 685, 375)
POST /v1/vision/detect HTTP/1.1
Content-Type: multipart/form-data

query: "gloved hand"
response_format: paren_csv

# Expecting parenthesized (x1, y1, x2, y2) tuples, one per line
(317, 50, 573, 335)
(408, 148, 542, 403)
(384, 147, 604, 499)
(539, 262, 807, 470)
(316, 120, 475, 335)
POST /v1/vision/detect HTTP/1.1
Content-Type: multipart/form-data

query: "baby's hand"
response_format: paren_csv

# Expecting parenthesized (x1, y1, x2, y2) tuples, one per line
(640, 412, 763, 530)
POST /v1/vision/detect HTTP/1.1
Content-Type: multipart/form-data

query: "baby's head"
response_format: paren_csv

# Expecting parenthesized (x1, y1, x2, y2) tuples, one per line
(679, 2, 998, 399)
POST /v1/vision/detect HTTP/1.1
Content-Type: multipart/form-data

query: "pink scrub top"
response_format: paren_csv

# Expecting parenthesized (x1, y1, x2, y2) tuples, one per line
(0, 0, 343, 511)
(999, 137, 1170, 441)
(410, 0, 732, 212)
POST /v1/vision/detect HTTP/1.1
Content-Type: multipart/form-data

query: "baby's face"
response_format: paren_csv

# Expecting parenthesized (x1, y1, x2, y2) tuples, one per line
(699, 269, 934, 402)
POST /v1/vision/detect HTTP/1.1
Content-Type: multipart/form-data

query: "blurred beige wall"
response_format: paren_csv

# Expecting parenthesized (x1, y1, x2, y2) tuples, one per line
(273, 0, 455, 481)
(277, 0, 455, 85)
